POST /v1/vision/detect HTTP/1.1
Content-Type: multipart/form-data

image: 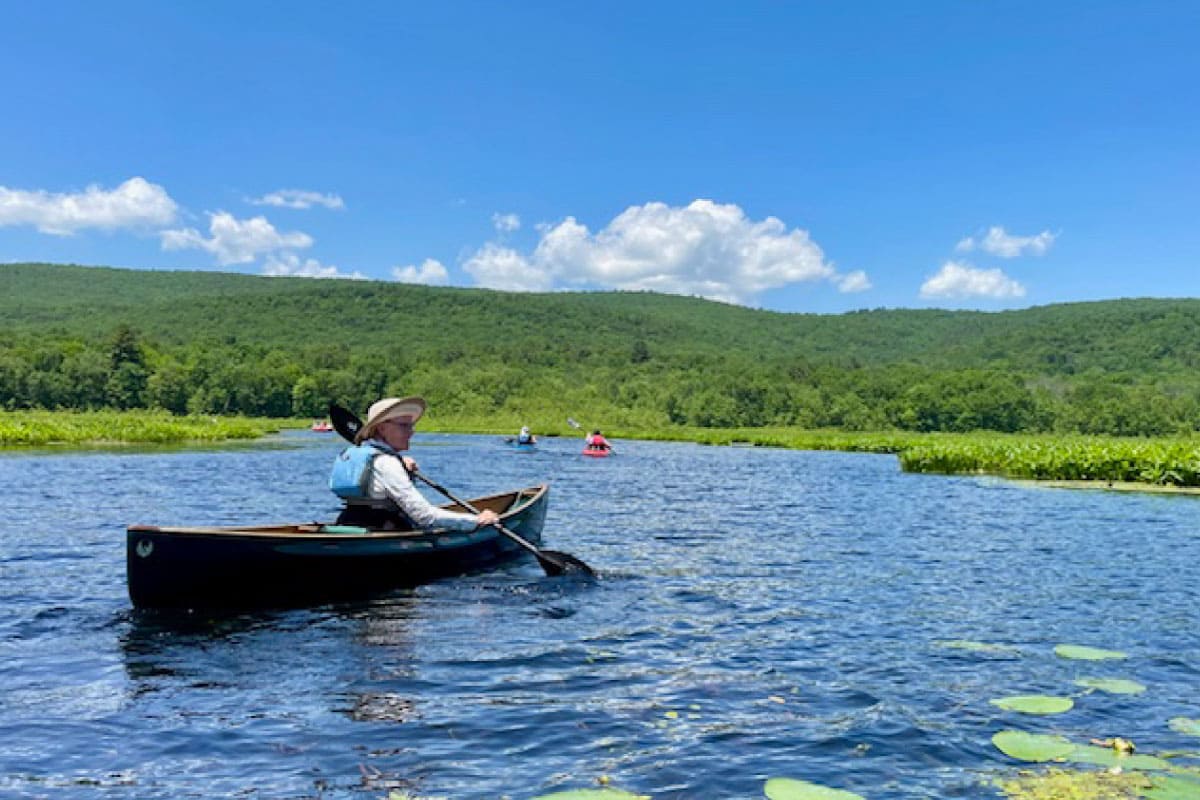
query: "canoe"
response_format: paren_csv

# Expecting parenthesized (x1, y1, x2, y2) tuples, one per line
(511, 440, 537, 452)
(582, 446, 611, 458)
(127, 484, 549, 609)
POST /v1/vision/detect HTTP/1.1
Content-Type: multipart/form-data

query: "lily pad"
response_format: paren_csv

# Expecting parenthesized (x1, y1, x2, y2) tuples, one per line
(1054, 644, 1128, 661)
(1073, 677, 1146, 694)
(937, 639, 1021, 655)
(764, 777, 865, 800)
(1066, 744, 1170, 771)
(990, 695, 1075, 714)
(991, 730, 1074, 762)
(532, 790, 649, 800)
(1144, 774, 1200, 799)
(1170, 718, 1200, 737)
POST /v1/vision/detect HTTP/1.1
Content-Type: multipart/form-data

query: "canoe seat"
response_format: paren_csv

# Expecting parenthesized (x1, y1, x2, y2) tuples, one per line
(334, 500, 415, 531)
(320, 524, 371, 535)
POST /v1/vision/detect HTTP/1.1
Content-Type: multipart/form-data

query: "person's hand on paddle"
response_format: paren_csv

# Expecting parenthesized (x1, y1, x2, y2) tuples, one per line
(474, 509, 500, 529)
(402, 456, 418, 474)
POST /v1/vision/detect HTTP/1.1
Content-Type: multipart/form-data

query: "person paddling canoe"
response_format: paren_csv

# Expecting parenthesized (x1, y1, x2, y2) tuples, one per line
(329, 396, 500, 531)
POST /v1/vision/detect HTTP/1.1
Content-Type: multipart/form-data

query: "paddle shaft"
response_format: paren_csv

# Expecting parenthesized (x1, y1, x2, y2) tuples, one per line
(409, 472, 563, 566)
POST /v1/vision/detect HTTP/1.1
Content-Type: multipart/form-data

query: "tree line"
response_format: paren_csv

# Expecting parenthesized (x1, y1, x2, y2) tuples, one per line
(1, 324, 1196, 437)
(2, 262, 1199, 437)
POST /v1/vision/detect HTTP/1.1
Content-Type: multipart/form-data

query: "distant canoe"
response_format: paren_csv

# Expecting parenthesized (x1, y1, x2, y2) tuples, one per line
(582, 445, 612, 458)
(127, 484, 549, 609)
(311, 421, 333, 432)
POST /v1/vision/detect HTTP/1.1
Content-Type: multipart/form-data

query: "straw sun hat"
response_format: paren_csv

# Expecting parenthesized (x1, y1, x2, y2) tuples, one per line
(355, 396, 427, 443)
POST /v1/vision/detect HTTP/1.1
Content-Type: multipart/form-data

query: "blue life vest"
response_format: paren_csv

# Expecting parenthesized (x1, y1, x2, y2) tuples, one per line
(329, 440, 399, 500)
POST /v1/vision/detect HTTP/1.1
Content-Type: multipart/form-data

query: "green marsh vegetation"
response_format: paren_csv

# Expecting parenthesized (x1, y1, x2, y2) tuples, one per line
(0, 410, 286, 446)
(5, 262, 1200, 485)
(607, 427, 1200, 489)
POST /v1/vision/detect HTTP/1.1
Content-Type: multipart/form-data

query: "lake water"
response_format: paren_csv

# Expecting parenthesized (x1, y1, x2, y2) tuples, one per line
(2, 431, 1198, 799)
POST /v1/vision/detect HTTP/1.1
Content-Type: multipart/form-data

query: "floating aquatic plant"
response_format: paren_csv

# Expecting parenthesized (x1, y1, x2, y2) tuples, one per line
(992, 731, 1075, 762)
(1170, 719, 1200, 737)
(763, 777, 865, 800)
(995, 766, 1154, 799)
(1055, 644, 1128, 661)
(1074, 677, 1146, 695)
(532, 790, 649, 800)
(1143, 773, 1200, 799)
(937, 639, 1022, 655)
(1066, 745, 1169, 771)
(991, 695, 1075, 714)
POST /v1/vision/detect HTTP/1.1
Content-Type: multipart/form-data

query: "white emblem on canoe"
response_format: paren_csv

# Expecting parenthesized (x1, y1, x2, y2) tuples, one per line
(136, 539, 154, 558)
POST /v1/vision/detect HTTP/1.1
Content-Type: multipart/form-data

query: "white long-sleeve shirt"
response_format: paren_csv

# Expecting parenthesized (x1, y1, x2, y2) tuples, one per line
(367, 448, 480, 531)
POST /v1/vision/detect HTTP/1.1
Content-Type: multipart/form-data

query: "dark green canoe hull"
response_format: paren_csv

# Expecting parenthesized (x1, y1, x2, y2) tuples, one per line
(127, 484, 549, 609)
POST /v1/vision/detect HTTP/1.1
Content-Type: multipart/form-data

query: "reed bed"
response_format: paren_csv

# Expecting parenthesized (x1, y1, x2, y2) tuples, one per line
(897, 433, 1200, 486)
(0, 410, 288, 446)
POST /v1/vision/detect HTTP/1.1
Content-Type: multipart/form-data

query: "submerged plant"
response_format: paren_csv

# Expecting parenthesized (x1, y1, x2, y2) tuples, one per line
(937, 639, 1022, 655)
(996, 767, 1152, 799)
(1075, 677, 1146, 695)
(1170, 719, 1200, 737)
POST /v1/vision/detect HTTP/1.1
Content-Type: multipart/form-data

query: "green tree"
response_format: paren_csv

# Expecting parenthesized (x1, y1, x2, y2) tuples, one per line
(109, 324, 145, 369)
(147, 362, 192, 413)
(107, 362, 149, 409)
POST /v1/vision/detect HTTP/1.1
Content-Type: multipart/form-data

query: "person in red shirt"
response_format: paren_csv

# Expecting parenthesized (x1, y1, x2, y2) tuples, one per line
(585, 430, 611, 452)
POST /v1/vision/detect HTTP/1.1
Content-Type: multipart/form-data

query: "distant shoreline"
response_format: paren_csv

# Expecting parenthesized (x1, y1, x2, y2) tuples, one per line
(5, 411, 1200, 495)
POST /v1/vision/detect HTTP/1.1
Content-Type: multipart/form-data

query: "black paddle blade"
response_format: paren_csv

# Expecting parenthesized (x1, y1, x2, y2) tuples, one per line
(328, 402, 363, 444)
(538, 549, 596, 578)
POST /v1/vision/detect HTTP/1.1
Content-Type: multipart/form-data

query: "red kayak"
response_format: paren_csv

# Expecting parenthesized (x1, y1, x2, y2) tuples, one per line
(582, 445, 612, 458)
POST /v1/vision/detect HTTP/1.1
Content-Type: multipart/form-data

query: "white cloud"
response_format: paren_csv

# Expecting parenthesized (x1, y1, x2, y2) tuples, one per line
(463, 243, 551, 291)
(392, 258, 450, 285)
(160, 211, 313, 265)
(0, 176, 178, 235)
(837, 270, 872, 293)
(250, 189, 345, 210)
(955, 226, 1055, 258)
(262, 252, 365, 279)
(465, 199, 838, 304)
(492, 212, 520, 233)
(920, 260, 1025, 299)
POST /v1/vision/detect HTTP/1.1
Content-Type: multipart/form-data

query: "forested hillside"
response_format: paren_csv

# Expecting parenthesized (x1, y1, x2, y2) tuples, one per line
(2, 262, 1198, 435)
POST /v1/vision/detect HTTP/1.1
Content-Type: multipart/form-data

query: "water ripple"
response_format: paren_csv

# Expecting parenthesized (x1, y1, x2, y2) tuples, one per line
(2, 433, 1199, 797)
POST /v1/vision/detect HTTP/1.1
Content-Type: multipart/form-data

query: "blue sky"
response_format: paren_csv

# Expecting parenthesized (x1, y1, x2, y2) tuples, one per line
(1, 2, 1196, 313)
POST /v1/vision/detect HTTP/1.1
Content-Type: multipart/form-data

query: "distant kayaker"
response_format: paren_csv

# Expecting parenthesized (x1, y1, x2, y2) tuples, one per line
(585, 430, 611, 451)
(516, 425, 536, 445)
(330, 396, 500, 531)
